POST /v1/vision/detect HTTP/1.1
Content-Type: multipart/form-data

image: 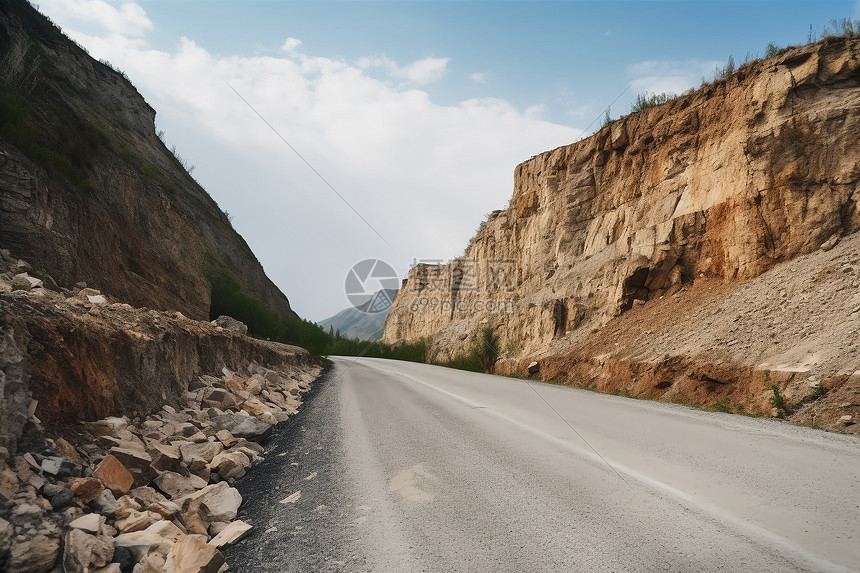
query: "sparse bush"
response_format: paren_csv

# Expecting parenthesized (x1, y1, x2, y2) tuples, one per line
(714, 55, 736, 80)
(769, 383, 786, 415)
(436, 326, 500, 374)
(169, 143, 195, 175)
(831, 18, 860, 38)
(629, 91, 676, 114)
(475, 325, 500, 373)
(601, 107, 612, 128)
(765, 42, 781, 58)
(713, 398, 733, 413)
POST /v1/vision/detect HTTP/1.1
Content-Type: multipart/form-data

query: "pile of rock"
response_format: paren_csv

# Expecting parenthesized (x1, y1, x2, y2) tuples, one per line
(0, 362, 317, 572)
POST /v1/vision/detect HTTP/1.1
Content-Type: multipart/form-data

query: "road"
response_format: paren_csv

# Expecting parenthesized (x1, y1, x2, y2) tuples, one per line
(225, 357, 860, 572)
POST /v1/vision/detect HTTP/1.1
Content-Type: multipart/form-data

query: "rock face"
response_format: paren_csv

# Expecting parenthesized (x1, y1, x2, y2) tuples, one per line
(383, 38, 860, 430)
(0, 283, 312, 438)
(0, 0, 296, 323)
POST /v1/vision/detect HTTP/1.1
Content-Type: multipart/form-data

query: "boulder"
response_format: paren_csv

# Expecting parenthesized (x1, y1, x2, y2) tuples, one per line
(8, 533, 60, 573)
(87, 294, 108, 305)
(208, 519, 252, 549)
(214, 430, 238, 448)
(69, 477, 105, 503)
(90, 489, 118, 516)
(186, 459, 211, 482)
(62, 528, 114, 572)
(210, 413, 273, 442)
(176, 482, 242, 525)
(209, 451, 250, 480)
(179, 441, 223, 465)
(40, 456, 75, 477)
(93, 455, 134, 495)
(86, 417, 129, 437)
(114, 519, 184, 562)
(201, 388, 239, 411)
(107, 447, 152, 473)
(114, 509, 163, 534)
(199, 483, 242, 523)
(147, 500, 182, 520)
(50, 487, 74, 509)
(241, 396, 279, 425)
(114, 495, 142, 519)
(211, 315, 248, 336)
(11, 273, 41, 291)
(128, 486, 169, 507)
(154, 471, 208, 499)
(69, 512, 105, 534)
(165, 534, 225, 573)
(149, 443, 183, 473)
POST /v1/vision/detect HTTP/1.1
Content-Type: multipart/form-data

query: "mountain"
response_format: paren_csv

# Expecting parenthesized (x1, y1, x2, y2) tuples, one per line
(319, 289, 396, 340)
(383, 37, 860, 431)
(0, 0, 296, 326)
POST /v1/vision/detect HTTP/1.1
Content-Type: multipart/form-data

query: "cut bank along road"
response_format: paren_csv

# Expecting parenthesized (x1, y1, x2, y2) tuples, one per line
(226, 357, 860, 572)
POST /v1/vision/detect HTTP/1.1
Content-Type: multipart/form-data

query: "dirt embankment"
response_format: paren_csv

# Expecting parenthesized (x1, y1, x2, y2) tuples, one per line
(500, 230, 860, 432)
(0, 249, 318, 457)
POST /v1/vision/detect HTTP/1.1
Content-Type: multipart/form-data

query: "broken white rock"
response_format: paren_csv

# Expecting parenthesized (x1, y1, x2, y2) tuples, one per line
(69, 513, 105, 534)
(208, 520, 252, 548)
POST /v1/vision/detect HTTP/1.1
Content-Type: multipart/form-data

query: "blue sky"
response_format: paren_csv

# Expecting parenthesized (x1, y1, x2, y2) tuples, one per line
(138, 1, 857, 124)
(39, 0, 858, 320)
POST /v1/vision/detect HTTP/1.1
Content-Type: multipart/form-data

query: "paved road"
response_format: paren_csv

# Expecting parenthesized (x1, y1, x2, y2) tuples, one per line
(226, 357, 860, 572)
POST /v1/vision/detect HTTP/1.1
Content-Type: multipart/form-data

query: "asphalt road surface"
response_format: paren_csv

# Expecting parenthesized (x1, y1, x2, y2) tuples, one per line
(226, 357, 860, 572)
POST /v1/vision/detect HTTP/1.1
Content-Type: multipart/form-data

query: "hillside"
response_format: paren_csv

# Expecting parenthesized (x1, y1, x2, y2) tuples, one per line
(318, 289, 396, 340)
(0, 0, 296, 325)
(384, 37, 860, 431)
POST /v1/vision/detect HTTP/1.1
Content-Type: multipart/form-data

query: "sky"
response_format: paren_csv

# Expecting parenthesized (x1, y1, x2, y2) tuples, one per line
(36, 0, 859, 321)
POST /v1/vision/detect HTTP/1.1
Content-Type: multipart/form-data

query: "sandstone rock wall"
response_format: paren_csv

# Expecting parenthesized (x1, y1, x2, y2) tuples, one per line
(384, 38, 860, 360)
(0, 0, 295, 321)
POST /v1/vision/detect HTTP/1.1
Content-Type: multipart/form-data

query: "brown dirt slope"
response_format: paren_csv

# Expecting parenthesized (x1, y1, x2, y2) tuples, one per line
(506, 230, 860, 433)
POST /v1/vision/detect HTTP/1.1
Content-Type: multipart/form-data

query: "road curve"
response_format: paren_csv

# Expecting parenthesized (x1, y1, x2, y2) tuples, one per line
(226, 357, 860, 572)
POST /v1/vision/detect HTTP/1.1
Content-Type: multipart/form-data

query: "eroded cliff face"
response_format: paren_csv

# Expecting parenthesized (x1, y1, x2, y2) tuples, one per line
(384, 38, 860, 429)
(0, 0, 294, 321)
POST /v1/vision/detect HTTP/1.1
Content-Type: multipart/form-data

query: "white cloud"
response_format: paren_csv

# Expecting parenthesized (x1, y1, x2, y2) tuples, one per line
(40, 0, 151, 37)
(627, 59, 722, 100)
(37, 0, 580, 319)
(470, 72, 487, 83)
(281, 37, 303, 52)
(399, 56, 449, 85)
(356, 55, 448, 85)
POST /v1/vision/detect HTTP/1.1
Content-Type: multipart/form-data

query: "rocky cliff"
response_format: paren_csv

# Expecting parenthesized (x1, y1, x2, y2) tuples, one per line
(384, 37, 860, 430)
(0, 0, 295, 322)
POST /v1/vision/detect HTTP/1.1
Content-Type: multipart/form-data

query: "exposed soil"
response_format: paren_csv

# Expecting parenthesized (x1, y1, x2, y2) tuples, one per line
(501, 230, 860, 433)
